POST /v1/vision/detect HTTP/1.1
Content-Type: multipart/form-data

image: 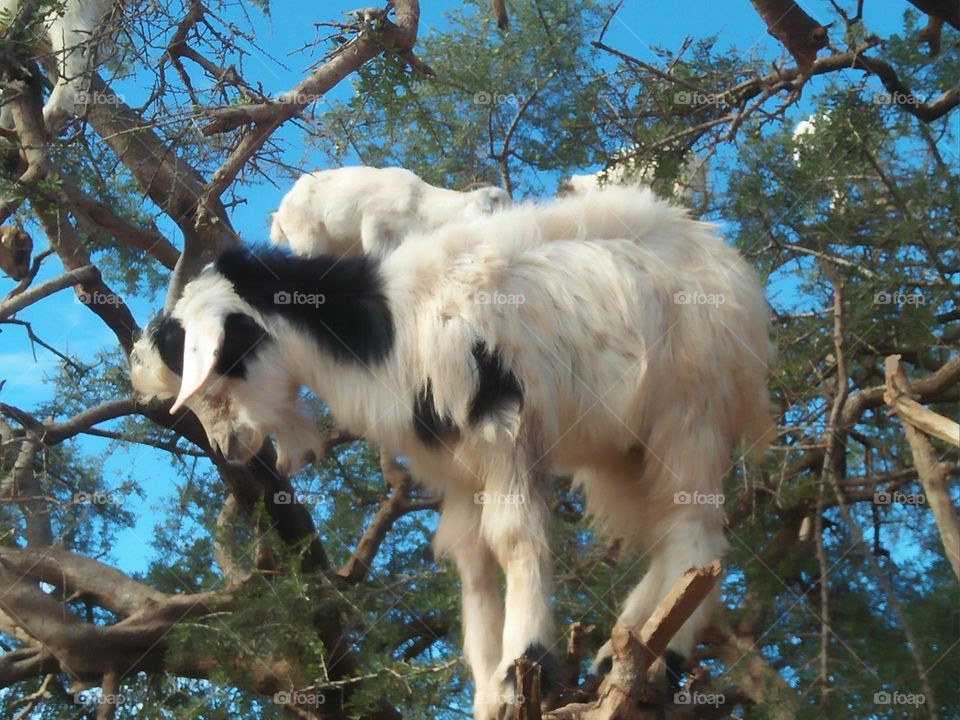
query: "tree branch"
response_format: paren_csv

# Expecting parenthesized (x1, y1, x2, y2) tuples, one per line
(7, 73, 139, 352)
(492, 0, 509, 30)
(0, 265, 98, 321)
(905, 0, 959, 29)
(841, 355, 960, 428)
(59, 185, 180, 270)
(335, 451, 438, 585)
(749, 0, 829, 73)
(885, 355, 960, 583)
(545, 562, 723, 719)
(0, 546, 167, 617)
(196, 0, 425, 243)
(7, 438, 51, 547)
(200, 1, 424, 137)
(884, 355, 960, 447)
(851, 52, 960, 122)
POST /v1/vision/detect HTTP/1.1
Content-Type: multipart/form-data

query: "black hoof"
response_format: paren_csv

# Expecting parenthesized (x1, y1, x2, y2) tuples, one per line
(500, 643, 561, 718)
(664, 649, 687, 694)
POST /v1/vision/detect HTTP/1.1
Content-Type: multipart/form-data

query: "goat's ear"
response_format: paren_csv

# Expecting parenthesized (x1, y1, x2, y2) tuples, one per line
(473, 189, 497, 213)
(170, 314, 225, 414)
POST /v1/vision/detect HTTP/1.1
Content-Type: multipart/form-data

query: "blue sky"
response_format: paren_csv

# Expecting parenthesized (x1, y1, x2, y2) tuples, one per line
(0, 0, 915, 575)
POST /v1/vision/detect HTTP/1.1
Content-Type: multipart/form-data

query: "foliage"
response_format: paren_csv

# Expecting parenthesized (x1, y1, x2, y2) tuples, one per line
(0, 1, 957, 719)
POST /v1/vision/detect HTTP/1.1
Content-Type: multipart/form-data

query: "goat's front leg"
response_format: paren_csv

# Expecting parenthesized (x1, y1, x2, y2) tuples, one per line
(479, 428, 558, 717)
(272, 406, 327, 475)
(230, 375, 324, 474)
(433, 491, 504, 720)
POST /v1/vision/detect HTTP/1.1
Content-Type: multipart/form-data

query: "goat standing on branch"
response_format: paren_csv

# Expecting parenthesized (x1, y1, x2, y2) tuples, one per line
(0, 225, 32, 279)
(131, 186, 774, 720)
(0, 0, 126, 133)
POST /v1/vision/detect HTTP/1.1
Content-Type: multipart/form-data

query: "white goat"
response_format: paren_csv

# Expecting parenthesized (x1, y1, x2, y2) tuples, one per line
(561, 149, 708, 204)
(792, 115, 820, 164)
(131, 186, 773, 719)
(269, 166, 512, 258)
(0, 0, 122, 133)
(791, 111, 863, 210)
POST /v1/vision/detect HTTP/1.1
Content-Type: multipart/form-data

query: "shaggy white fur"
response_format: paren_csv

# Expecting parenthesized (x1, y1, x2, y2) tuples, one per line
(132, 186, 774, 719)
(269, 166, 512, 258)
(561, 149, 707, 203)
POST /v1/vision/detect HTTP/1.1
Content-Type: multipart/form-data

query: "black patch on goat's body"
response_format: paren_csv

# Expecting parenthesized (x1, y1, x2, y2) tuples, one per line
(150, 314, 186, 376)
(467, 341, 523, 425)
(413, 380, 460, 447)
(213, 245, 394, 365)
(217, 313, 269, 378)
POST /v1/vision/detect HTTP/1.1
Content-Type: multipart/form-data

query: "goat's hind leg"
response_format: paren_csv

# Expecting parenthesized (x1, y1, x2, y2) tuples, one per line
(648, 510, 726, 688)
(591, 555, 666, 675)
(582, 456, 727, 692)
(595, 508, 726, 692)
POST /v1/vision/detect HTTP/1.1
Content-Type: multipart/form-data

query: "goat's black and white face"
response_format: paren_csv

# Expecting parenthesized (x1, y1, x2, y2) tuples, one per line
(130, 271, 282, 465)
(130, 246, 394, 472)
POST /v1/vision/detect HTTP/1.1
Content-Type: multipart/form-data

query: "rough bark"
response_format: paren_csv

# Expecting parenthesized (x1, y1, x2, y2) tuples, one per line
(905, 0, 959, 29)
(749, 0, 829, 73)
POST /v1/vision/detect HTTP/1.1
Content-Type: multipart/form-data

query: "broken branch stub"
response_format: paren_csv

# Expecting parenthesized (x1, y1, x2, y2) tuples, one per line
(542, 561, 722, 719)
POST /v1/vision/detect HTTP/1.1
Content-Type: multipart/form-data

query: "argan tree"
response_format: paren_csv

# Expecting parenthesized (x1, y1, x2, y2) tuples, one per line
(0, 1, 956, 718)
